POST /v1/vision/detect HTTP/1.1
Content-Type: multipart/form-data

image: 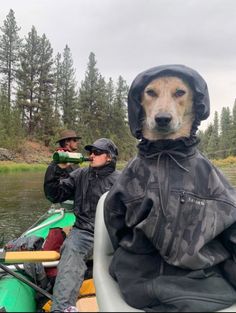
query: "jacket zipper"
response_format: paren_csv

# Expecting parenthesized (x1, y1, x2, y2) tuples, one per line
(165, 191, 186, 257)
(172, 189, 235, 207)
(153, 157, 169, 249)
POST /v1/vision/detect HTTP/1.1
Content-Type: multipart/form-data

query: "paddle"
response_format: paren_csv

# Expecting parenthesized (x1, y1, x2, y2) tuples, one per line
(0, 262, 53, 300)
(0, 261, 59, 273)
(0, 250, 60, 263)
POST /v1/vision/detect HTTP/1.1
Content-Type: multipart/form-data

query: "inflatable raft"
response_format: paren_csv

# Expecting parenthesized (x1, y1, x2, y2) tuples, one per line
(0, 202, 77, 312)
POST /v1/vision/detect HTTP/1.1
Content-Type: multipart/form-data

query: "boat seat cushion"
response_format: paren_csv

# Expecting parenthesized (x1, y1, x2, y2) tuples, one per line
(93, 192, 143, 312)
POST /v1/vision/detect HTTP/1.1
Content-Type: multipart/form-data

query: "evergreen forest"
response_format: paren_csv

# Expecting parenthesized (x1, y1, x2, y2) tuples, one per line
(198, 103, 236, 159)
(0, 9, 235, 161)
(0, 9, 137, 160)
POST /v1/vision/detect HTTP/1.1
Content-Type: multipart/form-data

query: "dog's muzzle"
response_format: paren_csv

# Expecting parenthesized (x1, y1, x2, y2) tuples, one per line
(155, 113, 172, 129)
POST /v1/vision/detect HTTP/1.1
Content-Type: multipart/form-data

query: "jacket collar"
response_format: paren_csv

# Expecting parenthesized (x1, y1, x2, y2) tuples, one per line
(89, 161, 116, 179)
(138, 136, 199, 159)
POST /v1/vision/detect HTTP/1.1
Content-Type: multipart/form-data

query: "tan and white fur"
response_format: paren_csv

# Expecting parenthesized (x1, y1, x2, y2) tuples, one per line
(141, 76, 194, 140)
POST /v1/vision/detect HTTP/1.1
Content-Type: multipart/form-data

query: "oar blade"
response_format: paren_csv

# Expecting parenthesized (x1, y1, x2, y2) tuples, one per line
(0, 251, 60, 263)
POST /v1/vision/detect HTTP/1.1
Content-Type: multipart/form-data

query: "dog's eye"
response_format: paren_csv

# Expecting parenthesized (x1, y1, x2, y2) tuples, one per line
(146, 89, 157, 97)
(174, 89, 186, 97)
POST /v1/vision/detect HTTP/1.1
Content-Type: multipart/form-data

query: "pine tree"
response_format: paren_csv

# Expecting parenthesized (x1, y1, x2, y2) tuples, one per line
(47, 52, 64, 144)
(202, 124, 213, 156)
(0, 88, 24, 150)
(78, 52, 102, 143)
(53, 53, 63, 119)
(106, 78, 115, 108)
(37, 34, 57, 145)
(219, 107, 232, 158)
(94, 75, 111, 137)
(207, 111, 219, 158)
(16, 26, 41, 136)
(110, 76, 136, 160)
(231, 99, 236, 156)
(0, 9, 22, 106)
(60, 45, 78, 128)
(197, 129, 205, 153)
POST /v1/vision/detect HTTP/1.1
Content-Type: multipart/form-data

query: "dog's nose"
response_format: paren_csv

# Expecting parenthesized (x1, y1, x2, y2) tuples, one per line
(155, 113, 172, 127)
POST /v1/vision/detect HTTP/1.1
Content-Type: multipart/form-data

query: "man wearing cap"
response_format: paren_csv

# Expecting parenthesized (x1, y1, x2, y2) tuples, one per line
(44, 138, 120, 312)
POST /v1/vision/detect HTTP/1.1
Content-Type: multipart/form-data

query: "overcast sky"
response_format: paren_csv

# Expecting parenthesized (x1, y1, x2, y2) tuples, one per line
(1, 0, 236, 131)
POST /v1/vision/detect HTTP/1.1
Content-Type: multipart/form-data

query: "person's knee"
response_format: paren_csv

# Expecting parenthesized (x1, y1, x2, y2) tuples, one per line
(61, 237, 77, 254)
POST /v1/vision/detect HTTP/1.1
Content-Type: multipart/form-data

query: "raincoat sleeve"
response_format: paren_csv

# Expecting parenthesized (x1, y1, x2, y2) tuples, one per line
(44, 162, 78, 203)
(104, 181, 127, 251)
(221, 223, 236, 255)
(218, 223, 236, 288)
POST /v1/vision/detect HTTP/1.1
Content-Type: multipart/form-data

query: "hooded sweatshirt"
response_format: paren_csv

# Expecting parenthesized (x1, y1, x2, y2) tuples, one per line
(104, 65, 236, 312)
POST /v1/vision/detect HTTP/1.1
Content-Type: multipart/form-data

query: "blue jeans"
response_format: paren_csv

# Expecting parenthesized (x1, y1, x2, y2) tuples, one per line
(51, 227, 94, 311)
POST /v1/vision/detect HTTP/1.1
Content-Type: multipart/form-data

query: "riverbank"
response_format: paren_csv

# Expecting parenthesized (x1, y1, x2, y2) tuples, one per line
(0, 140, 51, 172)
(0, 162, 47, 173)
(0, 160, 127, 173)
(0, 140, 52, 164)
(211, 156, 236, 167)
(0, 140, 236, 173)
(13, 140, 52, 163)
(0, 140, 127, 172)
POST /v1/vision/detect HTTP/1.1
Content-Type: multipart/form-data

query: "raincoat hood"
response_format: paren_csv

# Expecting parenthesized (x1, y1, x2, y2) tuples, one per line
(128, 64, 210, 139)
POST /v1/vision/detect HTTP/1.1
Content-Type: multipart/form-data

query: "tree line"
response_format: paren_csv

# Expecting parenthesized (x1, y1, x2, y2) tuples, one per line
(0, 9, 137, 160)
(198, 100, 236, 159)
(1, 10, 235, 161)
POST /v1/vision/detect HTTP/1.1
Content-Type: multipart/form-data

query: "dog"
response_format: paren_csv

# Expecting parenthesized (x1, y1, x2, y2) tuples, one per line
(104, 65, 236, 312)
(141, 76, 194, 140)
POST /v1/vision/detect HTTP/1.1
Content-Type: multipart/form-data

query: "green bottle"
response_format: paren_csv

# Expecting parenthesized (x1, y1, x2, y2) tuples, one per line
(53, 151, 91, 164)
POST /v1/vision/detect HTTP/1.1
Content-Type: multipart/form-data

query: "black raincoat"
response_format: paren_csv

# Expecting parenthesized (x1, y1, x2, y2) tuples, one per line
(44, 161, 120, 233)
(104, 65, 236, 312)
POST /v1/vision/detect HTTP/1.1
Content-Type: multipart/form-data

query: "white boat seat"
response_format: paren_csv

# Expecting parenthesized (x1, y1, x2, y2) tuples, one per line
(60, 200, 75, 211)
(93, 192, 236, 313)
(93, 192, 143, 312)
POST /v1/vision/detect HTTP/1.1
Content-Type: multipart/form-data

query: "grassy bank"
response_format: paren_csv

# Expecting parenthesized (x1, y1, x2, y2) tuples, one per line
(0, 161, 48, 173)
(0, 157, 235, 174)
(211, 156, 236, 168)
(0, 160, 128, 173)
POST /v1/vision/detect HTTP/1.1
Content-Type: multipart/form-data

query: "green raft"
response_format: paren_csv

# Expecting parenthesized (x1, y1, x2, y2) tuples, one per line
(0, 201, 75, 313)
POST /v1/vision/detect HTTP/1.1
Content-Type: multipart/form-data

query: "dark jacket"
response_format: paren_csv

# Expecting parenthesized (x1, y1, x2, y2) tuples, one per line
(46, 161, 76, 179)
(47, 147, 80, 179)
(44, 161, 120, 233)
(104, 65, 236, 312)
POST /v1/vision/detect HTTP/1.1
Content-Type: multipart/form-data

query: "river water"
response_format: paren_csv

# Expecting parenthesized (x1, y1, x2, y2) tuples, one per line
(0, 167, 236, 248)
(0, 171, 51, 247)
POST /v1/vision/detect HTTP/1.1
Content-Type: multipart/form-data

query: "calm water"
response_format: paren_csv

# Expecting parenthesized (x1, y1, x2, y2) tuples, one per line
(0, 167, 236, 248)
(0, 171, 51, 247)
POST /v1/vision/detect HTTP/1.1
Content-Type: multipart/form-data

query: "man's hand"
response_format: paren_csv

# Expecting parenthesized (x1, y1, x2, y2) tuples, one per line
(57, 163, 71, 169)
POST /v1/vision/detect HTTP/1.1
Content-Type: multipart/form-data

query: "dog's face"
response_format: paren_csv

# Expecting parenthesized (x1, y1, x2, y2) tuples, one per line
(141, 76, 194, 140)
